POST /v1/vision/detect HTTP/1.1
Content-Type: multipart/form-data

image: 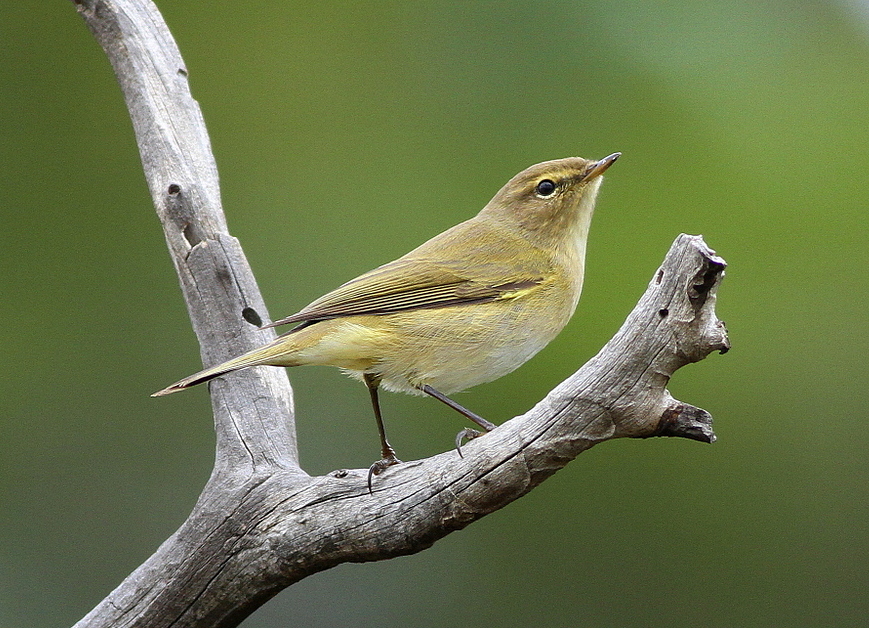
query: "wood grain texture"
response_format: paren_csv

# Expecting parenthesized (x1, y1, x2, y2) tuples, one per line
(70, 1, 729, 626)
(70, 0, 298, 472)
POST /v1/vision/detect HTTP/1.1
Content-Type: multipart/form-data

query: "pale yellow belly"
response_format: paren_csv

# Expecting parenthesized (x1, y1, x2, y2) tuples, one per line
(289, 286, 577, 395)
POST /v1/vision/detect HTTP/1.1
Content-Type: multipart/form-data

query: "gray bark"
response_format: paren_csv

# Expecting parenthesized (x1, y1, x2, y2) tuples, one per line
(70, 1, 730, 627)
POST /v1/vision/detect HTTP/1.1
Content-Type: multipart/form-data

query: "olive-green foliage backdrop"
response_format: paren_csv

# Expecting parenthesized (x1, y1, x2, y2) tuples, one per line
(3, 1, 867, 626)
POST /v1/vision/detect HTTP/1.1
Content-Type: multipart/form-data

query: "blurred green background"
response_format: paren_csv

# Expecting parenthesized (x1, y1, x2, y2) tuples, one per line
(2, 1, 868, 626)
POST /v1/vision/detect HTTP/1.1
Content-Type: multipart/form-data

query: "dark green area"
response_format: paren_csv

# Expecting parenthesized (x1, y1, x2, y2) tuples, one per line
(2, 1, 867, 626)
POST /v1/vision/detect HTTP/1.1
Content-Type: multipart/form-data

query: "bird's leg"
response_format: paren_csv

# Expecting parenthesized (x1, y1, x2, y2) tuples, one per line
(420, 384, 497, 431)
(365, 374, 400, 461)
(364, 373, 401, 492)
(419, 384, 497, 458)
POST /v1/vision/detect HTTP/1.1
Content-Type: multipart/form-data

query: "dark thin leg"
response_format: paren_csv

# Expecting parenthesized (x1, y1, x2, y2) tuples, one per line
(420, 385, 498, 458)
(364, 373, 401, 492)
(420, 385, 497, 431)
(365, 374, 397, 460)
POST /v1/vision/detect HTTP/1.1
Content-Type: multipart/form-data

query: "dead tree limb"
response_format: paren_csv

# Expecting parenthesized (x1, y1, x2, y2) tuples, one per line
(70, 1, 730, 627)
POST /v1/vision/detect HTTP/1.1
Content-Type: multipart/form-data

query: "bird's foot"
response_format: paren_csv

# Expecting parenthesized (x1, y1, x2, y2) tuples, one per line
(367, 453, 402, 493)
(454, 428, 486, 458)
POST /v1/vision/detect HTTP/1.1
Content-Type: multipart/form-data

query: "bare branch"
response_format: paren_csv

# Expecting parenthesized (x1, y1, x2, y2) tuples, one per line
(70, 1, 729, 627)
(71, 0, 298, 471)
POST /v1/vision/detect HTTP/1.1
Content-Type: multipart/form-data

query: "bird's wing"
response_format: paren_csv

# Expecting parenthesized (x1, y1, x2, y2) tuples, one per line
(262, 255, 544, 330)
(266, 221, 546, 327)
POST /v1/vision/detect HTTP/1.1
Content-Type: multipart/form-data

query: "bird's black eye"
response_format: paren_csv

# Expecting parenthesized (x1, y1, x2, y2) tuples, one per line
(535, 179, 557, 197)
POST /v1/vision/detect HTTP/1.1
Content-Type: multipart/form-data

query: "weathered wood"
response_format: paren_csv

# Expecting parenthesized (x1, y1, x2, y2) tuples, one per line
(70, 1, 729, 627)
(70, 0, 298, 472)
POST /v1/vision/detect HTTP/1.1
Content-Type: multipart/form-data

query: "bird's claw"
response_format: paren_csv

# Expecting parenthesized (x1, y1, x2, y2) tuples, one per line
(454, 428, 484, 458)
(367, 454, 402, 493)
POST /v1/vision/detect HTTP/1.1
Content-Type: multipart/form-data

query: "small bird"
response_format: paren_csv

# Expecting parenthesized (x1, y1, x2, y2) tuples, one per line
(154, 153, 620, 485)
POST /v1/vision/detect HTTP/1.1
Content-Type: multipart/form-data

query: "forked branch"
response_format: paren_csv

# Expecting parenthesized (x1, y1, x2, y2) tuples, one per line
(71, 1, 729, 627)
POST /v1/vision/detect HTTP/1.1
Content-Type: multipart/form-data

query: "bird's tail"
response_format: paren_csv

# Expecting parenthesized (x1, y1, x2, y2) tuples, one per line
(151, 339, 300, 396)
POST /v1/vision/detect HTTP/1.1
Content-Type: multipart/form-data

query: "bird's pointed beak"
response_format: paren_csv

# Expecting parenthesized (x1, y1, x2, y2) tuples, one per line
(581, 152, 621, 182)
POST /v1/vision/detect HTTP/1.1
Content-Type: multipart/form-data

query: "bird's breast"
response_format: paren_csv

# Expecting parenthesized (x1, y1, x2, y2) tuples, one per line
(366, 275, 579, 395)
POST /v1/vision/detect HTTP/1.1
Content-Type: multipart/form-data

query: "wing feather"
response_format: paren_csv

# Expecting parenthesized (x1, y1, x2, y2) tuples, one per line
(262, 217, 549, 330)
